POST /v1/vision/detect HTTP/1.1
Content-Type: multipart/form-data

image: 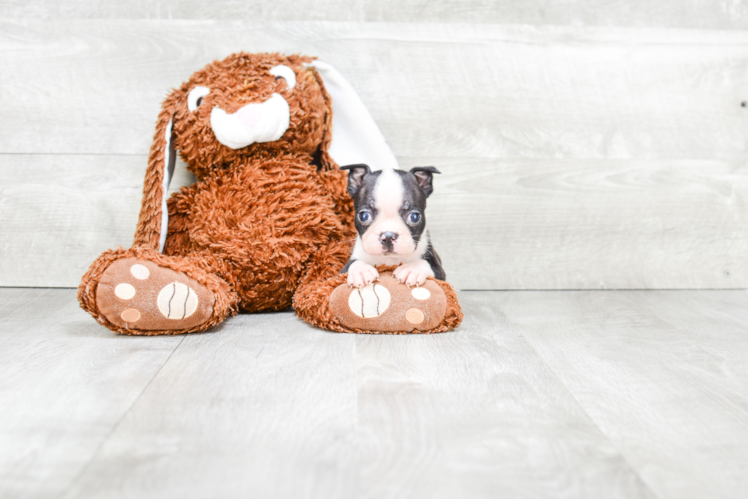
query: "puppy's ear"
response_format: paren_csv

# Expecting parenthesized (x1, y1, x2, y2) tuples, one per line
(410, 166, 441, 198)
(132, 89, 181, 251)
(340, 164, 371, 197)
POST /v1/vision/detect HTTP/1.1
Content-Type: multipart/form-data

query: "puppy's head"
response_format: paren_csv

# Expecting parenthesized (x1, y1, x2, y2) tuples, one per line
(340, 164, 440, 257)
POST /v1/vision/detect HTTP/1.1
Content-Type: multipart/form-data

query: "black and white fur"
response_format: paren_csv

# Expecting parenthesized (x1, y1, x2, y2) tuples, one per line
(340, 164, 445, 287)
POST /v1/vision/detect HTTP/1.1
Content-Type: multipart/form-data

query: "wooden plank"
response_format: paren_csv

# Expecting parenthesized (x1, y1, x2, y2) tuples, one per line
(0, 21, 746, 160)
(2, 0, 747, 30)
(62, 292, 652, 497)
(64, 309, 360, 498)
(4, 288, 748, 496)
(423, 157, 748, 290)
(0, 288, 183, 497)
(0, 154, 193, 288)
(362, 0, 748, 29)
(3, 21, 748, 289)
(353, 293, 653, 497)
(3, 154, 747, 290)
(497, 289, 748, 497)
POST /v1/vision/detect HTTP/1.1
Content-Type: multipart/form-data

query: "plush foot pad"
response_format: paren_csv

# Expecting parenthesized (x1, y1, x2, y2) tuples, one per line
(96, 258, 215, 331)
(329, 272, 447, 333)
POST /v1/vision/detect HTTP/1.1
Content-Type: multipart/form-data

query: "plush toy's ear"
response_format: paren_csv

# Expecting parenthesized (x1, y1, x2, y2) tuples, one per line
(339, 163, 371, 197)
(409, 166, 441, 198)
(307, 60, 399, 172)
(132, 93, 179, 251)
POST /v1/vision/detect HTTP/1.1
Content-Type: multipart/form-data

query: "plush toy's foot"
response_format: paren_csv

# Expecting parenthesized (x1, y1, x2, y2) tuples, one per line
(95, 257, 216, 331)
(329, 271, 448, 333)
(79, 247, 238, 335)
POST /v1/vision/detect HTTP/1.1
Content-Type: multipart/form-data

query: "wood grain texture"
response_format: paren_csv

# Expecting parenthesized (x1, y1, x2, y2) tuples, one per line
(423, 157, 748, 290)
(2, 0, 747, 30)
(7, 288, 748, 496)
(353, 299, 652, 497)
(3, 154, 746, 290)
(497, 289, 748, 497)
(65, 306, 360, 498)
(0, 21, 746, 160)
(56, 289, 652, 498)
(0, 288, 183, 497)
(2, 20, 748, 290)
(0, 154, 193, 288)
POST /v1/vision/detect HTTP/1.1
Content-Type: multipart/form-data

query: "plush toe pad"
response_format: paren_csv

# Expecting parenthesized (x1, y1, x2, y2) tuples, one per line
(96, 258, 215, 331)
(329, 272, 447, 333)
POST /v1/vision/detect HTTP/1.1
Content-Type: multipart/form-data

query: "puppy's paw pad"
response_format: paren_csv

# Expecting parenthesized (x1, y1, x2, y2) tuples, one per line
(393, 263, 430, 287)
(346, 264, 379, 288)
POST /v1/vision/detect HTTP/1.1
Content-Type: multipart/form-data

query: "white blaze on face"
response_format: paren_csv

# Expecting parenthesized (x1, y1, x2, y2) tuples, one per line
(210, 93, 290, 150)
(361, 169, 416, 255)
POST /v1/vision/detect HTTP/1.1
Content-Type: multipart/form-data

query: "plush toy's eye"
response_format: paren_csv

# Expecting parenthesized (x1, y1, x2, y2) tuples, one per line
(358, 210, 372, 223)
(269, 65, 296, 90)
(408, 212, 421, 224)
(188, 86, 210, 112)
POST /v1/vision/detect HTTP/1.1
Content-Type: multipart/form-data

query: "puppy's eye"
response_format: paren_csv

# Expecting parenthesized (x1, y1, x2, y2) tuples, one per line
(358, 211, 372, 223)
(408, 212, 421, 224)
(188, 86, 210, 112)
(269, 64, 296, 90)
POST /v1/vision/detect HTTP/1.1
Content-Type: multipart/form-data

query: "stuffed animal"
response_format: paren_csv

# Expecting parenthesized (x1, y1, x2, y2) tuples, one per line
(78, 52, 463, 335)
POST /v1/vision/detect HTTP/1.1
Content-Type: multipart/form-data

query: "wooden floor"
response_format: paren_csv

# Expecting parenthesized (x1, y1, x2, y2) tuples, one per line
(1, 288, 747, 498)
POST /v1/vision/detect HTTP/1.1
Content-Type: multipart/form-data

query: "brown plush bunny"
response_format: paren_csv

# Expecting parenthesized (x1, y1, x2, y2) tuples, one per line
(78, 52, 462, 335)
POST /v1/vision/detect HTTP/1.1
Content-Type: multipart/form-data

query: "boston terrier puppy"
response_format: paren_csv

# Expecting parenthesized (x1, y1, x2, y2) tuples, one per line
(340, 164, 446, 288)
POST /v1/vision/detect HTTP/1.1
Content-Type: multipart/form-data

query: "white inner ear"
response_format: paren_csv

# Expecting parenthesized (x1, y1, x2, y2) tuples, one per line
(188, 86, 210, 112)
(158, 118, 173, 252)
(306, 61, 399, 172)
(270, 65, 296, 90)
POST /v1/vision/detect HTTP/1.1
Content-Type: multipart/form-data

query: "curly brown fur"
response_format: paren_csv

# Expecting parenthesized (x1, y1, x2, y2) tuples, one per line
(163, 154, 353, 312)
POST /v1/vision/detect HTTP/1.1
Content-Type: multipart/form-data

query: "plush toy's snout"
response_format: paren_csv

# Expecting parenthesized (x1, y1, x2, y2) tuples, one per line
(186, 63, 299, 150)
(210, 93, 291, 150)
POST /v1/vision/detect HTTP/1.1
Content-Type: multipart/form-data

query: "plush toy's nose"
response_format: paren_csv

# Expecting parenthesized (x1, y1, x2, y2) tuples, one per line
(380, 232, 398, 250)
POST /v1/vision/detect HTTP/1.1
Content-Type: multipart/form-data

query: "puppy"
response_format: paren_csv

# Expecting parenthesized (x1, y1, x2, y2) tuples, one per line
(340, 164, 445, 288)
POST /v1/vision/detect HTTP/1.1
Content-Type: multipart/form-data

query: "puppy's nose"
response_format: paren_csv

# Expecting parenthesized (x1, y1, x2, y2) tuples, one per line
(380, 232, 398, 250)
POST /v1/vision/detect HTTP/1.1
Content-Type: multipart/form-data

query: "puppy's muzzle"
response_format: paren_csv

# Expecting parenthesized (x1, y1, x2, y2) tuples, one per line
(380, 232, 398, 253)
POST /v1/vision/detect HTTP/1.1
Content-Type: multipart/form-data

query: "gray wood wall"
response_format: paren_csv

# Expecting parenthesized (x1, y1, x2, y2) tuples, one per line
(2, 1, 747, 290)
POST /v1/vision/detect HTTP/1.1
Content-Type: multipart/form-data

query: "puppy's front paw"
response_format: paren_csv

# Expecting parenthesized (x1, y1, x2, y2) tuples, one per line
(347, 261, 380, 288)
(393, 261, 433, 287)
